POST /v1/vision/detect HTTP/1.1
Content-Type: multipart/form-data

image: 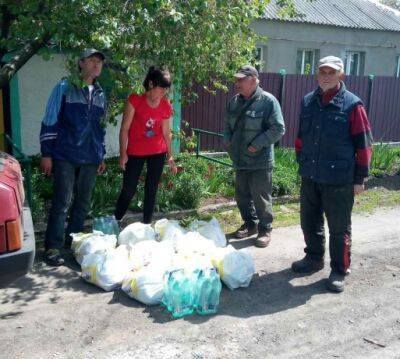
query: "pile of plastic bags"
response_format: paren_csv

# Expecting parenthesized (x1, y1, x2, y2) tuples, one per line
(72, 217, 255, 306)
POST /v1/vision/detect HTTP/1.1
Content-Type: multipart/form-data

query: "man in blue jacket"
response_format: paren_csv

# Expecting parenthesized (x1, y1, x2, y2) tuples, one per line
(292, 56, 373, 292)
(39, 49, 107, 266)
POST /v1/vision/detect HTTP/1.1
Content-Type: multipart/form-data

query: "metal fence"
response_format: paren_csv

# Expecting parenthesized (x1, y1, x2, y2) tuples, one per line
(182, 72, 400, 150)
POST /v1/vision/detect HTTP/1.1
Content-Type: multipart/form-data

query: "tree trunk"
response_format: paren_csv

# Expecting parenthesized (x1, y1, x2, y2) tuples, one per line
(0, 32, 51, 89)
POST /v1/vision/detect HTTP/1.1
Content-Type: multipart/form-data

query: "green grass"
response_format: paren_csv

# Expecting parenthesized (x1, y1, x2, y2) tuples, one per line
(353, 187, 400, 213)
(208, 186, 400, 233)
(371, 144, 400, 176)
(212, 202, 301, 234)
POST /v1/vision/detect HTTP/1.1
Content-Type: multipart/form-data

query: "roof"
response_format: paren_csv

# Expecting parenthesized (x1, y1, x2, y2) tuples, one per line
(264, 0, 400, 32)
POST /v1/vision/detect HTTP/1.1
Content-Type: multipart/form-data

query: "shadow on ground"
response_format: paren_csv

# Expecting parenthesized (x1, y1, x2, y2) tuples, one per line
(0, 250, 104, 311)
(1, 240, 328, 324)
(142, 268, 328, 324)
(365, 174, 400, 191)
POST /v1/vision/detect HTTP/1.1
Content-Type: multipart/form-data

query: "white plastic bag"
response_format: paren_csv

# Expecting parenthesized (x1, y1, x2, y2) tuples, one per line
(211, 245, 236, 267)
(154, 219, 183, 239)
(118, 222, 156, 248)
(70, 232, 93, 252)
(175, 231, 216, 258)
(73, 232, 117, 265)
(213, 247, 255, 290)
(121, 265, 165, 305)
(159, 220, 186, 243)
(171, 253, 214, 274)
(189, 217, 227, 247)
(127, 239, 174, 271)
(81, 245, 131, 291)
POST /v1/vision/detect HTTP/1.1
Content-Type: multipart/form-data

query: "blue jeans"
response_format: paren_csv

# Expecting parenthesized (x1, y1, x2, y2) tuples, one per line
(45, 160, 98, 250)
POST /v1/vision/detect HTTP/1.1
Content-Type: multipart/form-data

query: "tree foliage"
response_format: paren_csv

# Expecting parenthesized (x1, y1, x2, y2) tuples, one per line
(0, 0, 295, 117)
(380, 0, 400, 9)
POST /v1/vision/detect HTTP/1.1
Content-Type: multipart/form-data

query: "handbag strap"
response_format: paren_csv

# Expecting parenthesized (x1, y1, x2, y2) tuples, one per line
(232, 96, 258, 133)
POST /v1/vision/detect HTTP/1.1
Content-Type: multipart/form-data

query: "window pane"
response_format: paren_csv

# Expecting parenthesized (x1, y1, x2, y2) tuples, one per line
(304, 51, 313, 74)
(296, 50, 303, 74)
(253, 47, 262, 71)
(345, 52, 361, 75)
(296, 50, 318, 74)
(313, 49, 320, 75)
(344, 53, 350, 75)
(254, 47, 262, 61)
(351, 53, 359, 75)
(359, 52, 365, 76)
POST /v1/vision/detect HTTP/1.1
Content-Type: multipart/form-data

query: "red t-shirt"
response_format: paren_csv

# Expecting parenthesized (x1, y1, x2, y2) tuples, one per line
(126, 93, 173, 156)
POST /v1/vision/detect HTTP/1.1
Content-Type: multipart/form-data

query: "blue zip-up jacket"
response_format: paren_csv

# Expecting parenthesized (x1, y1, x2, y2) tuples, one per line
(39, 79, 106, 165)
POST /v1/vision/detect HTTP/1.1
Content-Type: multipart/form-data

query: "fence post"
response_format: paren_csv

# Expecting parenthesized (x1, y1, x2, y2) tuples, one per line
(196, 130, 201, 158)
(172, 69, 182, 155)
(278, 68, 287, 106)
(367, 74, 375, 117)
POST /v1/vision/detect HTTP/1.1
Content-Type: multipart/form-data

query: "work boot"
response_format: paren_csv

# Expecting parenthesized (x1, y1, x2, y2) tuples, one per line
(326, 271, 346, 292)
(44, 248, 65, 267)
(255, 229, 272, 248)
(234, 223, 258, 239)
(291, 255, 324, 273)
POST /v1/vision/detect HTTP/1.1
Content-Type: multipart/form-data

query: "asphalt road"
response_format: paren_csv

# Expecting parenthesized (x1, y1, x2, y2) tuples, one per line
(1, 207, 400, 359)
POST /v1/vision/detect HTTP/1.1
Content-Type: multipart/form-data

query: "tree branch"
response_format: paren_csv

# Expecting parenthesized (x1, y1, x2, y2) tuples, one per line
(0, 31, 51, 89)
(0, 4, 15, 59)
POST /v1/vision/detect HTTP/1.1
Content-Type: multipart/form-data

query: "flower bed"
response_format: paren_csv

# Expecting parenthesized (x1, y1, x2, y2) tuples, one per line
(28, 145, 400, 223)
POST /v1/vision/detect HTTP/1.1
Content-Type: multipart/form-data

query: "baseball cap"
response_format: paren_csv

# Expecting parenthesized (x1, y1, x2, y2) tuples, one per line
(318, 56, 344, 71)
(80, 48, 105, 61)
(234, 65, 259, 79)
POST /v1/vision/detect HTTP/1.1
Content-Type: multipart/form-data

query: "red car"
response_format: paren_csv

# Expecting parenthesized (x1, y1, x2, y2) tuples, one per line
(0, 152, 35, 287)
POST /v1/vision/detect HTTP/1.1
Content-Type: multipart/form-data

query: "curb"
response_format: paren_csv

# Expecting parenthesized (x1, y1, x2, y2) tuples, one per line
(33, 195, 298, 235)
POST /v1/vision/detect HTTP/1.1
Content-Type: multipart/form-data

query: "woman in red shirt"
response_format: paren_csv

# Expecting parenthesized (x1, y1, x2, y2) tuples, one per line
(114, 66, 177, 223)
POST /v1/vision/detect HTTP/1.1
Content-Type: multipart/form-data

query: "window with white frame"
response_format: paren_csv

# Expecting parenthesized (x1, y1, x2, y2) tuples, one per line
(296, 49, 319, 75)
(254, 46, 264, 72)
(344, 51, 365, 75)
(395, 55, 400, 77)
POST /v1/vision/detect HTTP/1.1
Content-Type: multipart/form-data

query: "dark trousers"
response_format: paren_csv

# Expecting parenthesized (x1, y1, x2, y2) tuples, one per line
(300, 177, 354, 274)
(235, 169, 273, 231)
(114, 153, 166, 223)
(45, 160, 98, 250)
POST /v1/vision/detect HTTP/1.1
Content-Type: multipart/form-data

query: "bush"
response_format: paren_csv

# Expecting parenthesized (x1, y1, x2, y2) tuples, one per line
(370, 144, 400, 176)
(31, 190, 45, 221)
(272, 148, 300, 196)
(91, 164, 124, 216)
(172, 171, 207, 209)
(91, 152, 211, 215)
(30, 144, 399, 224)
(202, 149, 300, 197)
(203, 161, 235, 198)
(28, 163, 52, 220)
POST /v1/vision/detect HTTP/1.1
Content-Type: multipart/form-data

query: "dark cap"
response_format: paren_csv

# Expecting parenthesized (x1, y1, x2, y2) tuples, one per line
(234, 65, 259, 79)
(80, 48, 105, 61)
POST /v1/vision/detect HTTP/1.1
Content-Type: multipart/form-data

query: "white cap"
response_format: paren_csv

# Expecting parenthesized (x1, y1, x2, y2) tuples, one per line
(318, 56, 344, 71)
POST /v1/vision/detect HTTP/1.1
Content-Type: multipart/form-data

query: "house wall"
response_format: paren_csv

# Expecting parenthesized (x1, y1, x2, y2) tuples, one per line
(253, 20, 400, 75)
(16, 54, 121, 156)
